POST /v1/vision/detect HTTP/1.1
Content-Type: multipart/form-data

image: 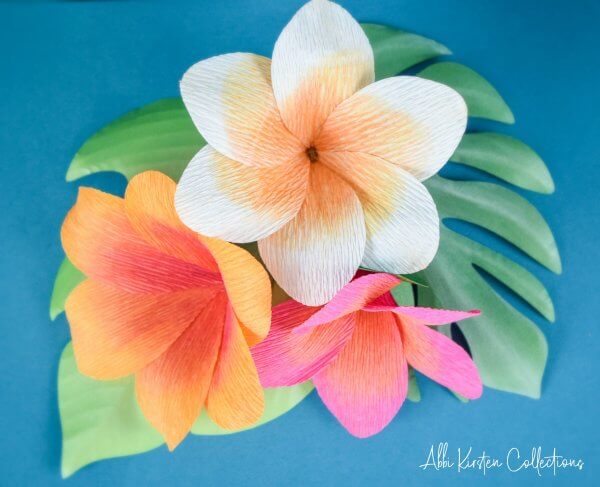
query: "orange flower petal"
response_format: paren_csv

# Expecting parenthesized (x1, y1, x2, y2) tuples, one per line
(125, 171, 219, 272)
(199, 236, 271, 346)
(135, 292, 227, 450)
(181, 53, 303, 168)
(258, 163, 366, 306)
(317, 76, 467, 181)
(271, 0, 374, 145)
(65, 280, 216, 379)
(206, 304, 264, 429)
(62, 188, 220, 293)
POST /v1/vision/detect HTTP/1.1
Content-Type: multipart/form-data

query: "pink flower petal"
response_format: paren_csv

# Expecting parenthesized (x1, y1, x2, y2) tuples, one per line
(313, 310, 408, 438)
(365, 304, 480, 325)
(399, 316, 483, 399)
(294, 273, 400, 334)
(251, 300, 355, 387)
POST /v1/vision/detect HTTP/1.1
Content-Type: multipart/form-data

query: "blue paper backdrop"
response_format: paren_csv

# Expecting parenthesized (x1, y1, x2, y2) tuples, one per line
(1, 0, 598, 485)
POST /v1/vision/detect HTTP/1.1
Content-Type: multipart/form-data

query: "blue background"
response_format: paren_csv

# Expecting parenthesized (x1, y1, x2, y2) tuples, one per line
(1, 0, 598, 485)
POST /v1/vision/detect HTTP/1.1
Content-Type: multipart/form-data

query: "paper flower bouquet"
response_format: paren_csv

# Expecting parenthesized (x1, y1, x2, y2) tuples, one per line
(50, 0, 560, 477)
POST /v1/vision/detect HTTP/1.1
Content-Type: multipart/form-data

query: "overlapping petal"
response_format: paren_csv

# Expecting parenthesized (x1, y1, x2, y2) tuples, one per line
(322, 151, 439, 274)
(199, 235, 272, 346)
(125, 171, 219, 271)
(135, 292, 227, 450)
(294, 272, 400, 333)
(399, 316, 483, 399)
(181, 52, 302, 168)
(271, 0, 374, 145)
(364, 303, 481, 325)
(318, 76, 467, 181)
(206, 305, 264, 429)
(252, 300, 356, 386)
(62, 188, 220, 293)
(66, 280, 217, 380)
(258, 164, 366, 306)
(175, 146, 309, 243)
(312, 310, 408, 438)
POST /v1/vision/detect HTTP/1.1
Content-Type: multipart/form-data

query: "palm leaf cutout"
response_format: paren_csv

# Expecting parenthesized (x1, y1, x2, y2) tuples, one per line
(59, 342, 313, 477)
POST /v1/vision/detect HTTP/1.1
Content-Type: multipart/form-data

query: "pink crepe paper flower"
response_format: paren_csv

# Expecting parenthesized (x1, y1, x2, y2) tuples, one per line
(252, 273, 483, 438)
(174, 0, 467, 306)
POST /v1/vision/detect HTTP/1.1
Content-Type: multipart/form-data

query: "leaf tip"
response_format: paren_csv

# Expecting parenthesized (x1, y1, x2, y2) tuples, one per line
(65, 155, 88, 182)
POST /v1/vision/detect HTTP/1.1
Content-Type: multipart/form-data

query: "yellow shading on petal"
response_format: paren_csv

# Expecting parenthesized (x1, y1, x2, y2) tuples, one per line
(317, 76, 467, 181)
(199, 236, 272, 346)
(271, 0, 374, 145)
(181, 53, 302, 168)
(258, 163, 366, 306)
(321, 151, 439, 275)
(206, 304, 264, 429)
(175, 146, 309, 243)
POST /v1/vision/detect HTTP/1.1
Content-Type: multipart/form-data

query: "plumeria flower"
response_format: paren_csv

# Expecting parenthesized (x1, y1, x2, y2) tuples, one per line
(252, 273, 482, 437)
(61, 171, 271, 449)
(174, 0, 467, 306)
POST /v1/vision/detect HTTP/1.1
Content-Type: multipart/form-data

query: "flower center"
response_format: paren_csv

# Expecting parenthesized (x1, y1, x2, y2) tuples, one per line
(305, 146, 319, 163)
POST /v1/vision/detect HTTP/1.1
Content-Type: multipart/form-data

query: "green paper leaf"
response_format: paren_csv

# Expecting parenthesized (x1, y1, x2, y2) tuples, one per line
(59, 341, 314, 476)
(191, 382, 314, 435)
(66, 98, 205, 182)
(58, 343, 164, 478)
(418, 228, 548, 398)
(361, 23, 451, 80)
(451, 133, 555, 194)
(419, 176, 559, 397)
(418, 62, 515, 124)
(391, 280, 415, 306)
(407, 369, 421, 403)
(427, 176, 561, 277)
(50, 257, 85, 320)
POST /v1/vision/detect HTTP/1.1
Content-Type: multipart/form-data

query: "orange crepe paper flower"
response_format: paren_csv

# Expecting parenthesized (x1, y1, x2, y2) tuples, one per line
(174, 0, 467, 306)
(61, 171, 272, 450)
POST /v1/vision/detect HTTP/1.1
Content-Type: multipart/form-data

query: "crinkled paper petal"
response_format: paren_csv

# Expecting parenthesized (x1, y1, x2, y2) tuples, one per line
(313, 310, 408, 438)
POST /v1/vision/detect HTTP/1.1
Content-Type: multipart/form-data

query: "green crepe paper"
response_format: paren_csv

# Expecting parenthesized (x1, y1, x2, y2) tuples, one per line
(361, 23, 450, 80)
(50, 257, 84, 320)
(59, 342, 314, 477)
(451, 132, 555, 194)
(418, 62, 515, 124)
(66, 98, 205, 183)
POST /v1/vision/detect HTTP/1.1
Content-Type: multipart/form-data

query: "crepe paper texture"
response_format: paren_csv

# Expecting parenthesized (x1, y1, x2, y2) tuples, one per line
(173, 0, 468, 306)
(49, 0, 561, 472)
(61, 170, 274, 450)
(252, 273, 482, 437)
(59, 342, 313, 478)
(54, 18, 559, 398)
